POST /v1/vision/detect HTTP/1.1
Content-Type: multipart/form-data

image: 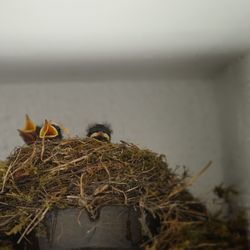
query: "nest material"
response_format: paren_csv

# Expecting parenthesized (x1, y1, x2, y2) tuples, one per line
(0, 138, 247, 249)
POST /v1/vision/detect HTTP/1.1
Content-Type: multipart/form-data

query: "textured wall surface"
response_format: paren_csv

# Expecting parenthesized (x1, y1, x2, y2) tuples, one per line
(0, 78, 223, 205)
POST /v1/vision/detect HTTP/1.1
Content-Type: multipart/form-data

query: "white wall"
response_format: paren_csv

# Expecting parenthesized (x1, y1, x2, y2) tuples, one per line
(0, 78, 223, 206)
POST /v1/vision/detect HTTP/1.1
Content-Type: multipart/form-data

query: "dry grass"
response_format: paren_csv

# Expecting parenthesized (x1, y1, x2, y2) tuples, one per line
(0, 138, 247, 249)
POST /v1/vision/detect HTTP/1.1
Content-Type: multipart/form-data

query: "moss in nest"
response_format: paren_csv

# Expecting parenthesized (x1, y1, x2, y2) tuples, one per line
(0, 138, 247, 249)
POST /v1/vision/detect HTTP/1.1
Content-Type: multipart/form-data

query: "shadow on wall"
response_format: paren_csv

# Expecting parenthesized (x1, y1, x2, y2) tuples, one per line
(0, 52, 244, 83)
(214, 55, 250, 211)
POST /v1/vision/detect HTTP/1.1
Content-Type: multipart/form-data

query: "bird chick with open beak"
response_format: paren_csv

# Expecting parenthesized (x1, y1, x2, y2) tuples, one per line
(18, 114, 41, 145)
(39, 119, 63, 140)
(87, 123, 112, 142)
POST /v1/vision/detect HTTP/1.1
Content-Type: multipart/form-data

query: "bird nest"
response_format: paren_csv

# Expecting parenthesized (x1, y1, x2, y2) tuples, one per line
(0, 138, 248, 249)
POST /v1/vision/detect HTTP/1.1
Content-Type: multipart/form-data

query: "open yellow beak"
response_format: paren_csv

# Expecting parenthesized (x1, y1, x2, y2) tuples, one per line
(39, 119, 59, 139)
(18, 114, 36, 133)
(18, 115, 37, 144)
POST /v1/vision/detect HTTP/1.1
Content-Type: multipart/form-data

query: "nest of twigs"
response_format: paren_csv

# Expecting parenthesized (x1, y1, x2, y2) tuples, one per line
(0, 138, 248, 249)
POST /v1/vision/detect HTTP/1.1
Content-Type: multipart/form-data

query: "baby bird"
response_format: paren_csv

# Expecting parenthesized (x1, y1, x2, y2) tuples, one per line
(39, 119, 63, 140)
(87, 123, 112, 142)
(18, 115, 63, 144)
(18, 114, 41, 145)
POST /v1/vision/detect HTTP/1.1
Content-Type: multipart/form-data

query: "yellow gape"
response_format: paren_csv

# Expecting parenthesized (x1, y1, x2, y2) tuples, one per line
(18, 114, 37, 145)
(39, 120, 59, 139)
(90, 132, 110, 142)
(19, 114, 36, 133)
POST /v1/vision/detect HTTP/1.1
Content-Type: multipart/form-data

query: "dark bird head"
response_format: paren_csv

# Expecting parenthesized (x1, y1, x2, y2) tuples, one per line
(18, 114, 40, 145)
(87, 123, 112, 142)
(39, 119, 63, 140)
